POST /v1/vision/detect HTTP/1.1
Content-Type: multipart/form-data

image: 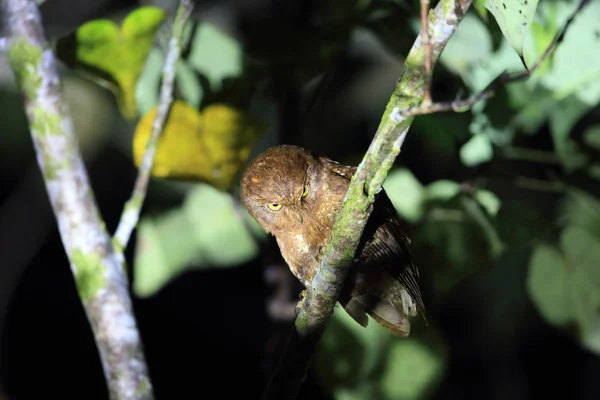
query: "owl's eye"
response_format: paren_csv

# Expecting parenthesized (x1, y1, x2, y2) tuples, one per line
(301, 184, 309, 198)
(267, 203, 282, 211)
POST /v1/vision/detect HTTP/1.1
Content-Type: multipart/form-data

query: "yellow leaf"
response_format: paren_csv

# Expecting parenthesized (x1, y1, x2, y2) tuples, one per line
(75, 6, 166, 120)
(133, 100, 267, 191)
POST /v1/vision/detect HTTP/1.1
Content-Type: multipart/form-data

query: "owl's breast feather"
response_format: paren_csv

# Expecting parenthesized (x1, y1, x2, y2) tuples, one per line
(275, 232, 320, 288)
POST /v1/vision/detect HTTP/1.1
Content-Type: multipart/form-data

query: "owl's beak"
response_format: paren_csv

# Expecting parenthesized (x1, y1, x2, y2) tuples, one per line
(289, 209, 303, 224)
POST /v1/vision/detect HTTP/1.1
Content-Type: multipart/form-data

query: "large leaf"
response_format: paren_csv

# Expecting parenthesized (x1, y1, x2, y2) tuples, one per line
(132, 183, 266, 297)
(73, 7, 166, 119)
(486, 0, 540, 56)
(440, 13, 493, 81)
(459, 133, 494, 167)
(540, 0, 600, 107)
(380, 335, 446, 400)
(527, 244, 572, 325)
(383, 169, 426, 223)
(133, 100, 267, 191)
(527, 226, 600, 354)
(561, 188, 600, 241)
(315, 310, 447, 400)
(187, 22, 243, 89)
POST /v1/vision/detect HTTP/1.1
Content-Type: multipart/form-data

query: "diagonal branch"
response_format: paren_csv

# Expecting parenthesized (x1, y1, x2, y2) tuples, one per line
(0, 0, 153, 398)
(113, 0, 194, 249)
(261, 1, 473, 399)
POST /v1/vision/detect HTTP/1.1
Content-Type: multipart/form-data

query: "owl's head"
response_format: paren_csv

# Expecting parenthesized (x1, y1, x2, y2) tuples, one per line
(240, 145, 315, 234)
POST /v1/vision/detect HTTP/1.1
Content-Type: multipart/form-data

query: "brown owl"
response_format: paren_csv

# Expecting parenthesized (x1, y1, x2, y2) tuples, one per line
(240, 145, 425, 336)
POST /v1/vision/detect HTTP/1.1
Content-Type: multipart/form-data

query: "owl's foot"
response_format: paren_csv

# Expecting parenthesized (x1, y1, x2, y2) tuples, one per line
(295, 289, 308, 315)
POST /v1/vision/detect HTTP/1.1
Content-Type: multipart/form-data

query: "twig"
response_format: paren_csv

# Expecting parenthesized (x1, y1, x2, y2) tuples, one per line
(420, 0, 432, 104)
(0, 0, 153, 399)
(113, 0, 194, 249)
(393, 0, 591, 119)
(260, 1, 473, 399)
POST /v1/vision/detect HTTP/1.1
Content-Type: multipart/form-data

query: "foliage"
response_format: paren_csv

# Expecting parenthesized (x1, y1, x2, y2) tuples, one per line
(527, 224, 600, 354)
(42, 0, 600, 398)
(486, 0, 540, 56)
(314, 310, 447, 400)
(56, 7, 166, 120)
(132, 183, 266, 297)
(133, 100, 267, 191)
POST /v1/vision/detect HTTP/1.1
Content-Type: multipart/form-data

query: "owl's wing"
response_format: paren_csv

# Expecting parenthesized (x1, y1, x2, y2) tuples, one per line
(321, 157, 426, 318)
(362, 194, 426, 318)
(320, 157, 357, 180)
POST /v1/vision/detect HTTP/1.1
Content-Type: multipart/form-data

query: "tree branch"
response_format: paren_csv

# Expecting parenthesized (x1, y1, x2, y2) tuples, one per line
(420, 0, 432, 104)
(0, 0, 153, 399)
(113, 0, 194, 249)
(393, 0, 591, 119)
(261, 1, 473, 399)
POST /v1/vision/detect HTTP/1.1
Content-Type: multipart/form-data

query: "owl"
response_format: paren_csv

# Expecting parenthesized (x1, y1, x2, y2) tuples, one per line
(240, 145, 425, 336)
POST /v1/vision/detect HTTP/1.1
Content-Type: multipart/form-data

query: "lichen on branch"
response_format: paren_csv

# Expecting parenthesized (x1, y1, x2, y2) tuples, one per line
(1, 0, 153, 399)
(261, 0, 473, 398)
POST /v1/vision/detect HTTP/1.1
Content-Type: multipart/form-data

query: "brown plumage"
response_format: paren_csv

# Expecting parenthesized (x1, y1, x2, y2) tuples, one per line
(240, 145, 425, 336)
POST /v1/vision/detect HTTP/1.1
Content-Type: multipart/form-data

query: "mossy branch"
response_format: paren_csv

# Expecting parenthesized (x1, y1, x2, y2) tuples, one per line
(0, 0, 153, 398)
(113, 0, 194, 249)
(261, 0, 473, 398)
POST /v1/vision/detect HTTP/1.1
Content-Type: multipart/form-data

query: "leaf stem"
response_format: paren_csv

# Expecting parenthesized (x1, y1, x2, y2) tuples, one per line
(113, 0, 194, 249)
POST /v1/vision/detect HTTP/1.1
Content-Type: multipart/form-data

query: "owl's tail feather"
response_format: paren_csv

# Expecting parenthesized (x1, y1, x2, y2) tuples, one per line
(343, 297, 370, 328)
(351, 294, 411, 337)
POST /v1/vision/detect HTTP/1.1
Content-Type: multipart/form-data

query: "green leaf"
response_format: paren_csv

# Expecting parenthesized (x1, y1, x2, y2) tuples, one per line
(415, 206, 493, 298)
(526, 244, 571, 325)
(316, 311, 447, 400)
(135, 48, 163, 116)
(527, 226, 600, 355)
(486, 0, 540, 56)
(184, 184, 265, 266)
(314, 311, 379, 392)
(73, 6, 166, 119)
(560, 227, 600, 286)
(474, 189, 502, 216)
(132, 209, 202, 297)
(187, 22, 243, 89)
(121, 6, 166, 37)
(560, 227, 600, 354)
(176, 61, 203, 108)
(460, 134, 494, 167)
(380, 337, 445, 400)
(383, 168, 425, 223)
(425, 180, 461, 202)
(529, 14, 556, 75)
(440, 13, 492, 80)
(540, 0, 600, 106)
(133, 183, 266, 297)
(561, 189, 600, 241)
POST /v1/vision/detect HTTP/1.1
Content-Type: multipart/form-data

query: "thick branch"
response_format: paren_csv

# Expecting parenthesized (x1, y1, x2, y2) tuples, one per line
(113, 0, 193, 249)
(1, 0, 152, 399)
(261, 0, 473, 398)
